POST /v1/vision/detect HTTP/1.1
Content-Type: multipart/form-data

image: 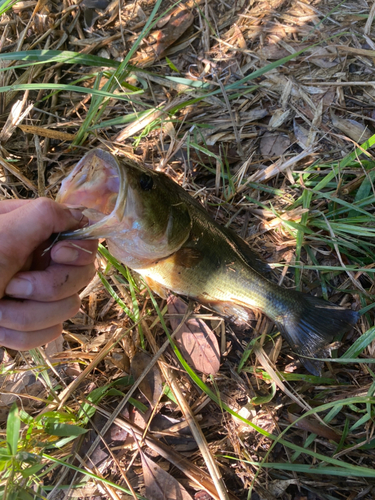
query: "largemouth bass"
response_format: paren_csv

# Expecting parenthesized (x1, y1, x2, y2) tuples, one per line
(57, 149, 358, 374)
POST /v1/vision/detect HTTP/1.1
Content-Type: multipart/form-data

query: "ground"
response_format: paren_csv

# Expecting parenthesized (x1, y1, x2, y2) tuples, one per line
(0, 0, 375, 499)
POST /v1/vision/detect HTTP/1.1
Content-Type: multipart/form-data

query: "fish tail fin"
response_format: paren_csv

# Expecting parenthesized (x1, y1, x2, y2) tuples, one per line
(276, 295, 359, 375)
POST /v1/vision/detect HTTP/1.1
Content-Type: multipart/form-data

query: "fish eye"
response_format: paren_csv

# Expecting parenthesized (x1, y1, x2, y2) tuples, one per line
(139, 173, 153, 191)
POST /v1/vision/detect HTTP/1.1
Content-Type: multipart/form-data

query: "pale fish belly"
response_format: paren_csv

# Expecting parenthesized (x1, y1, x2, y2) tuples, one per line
(134, 257, 266, 311)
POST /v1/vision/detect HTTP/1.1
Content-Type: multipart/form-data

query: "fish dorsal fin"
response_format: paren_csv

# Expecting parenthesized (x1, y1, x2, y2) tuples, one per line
(220, 225, 270, 275)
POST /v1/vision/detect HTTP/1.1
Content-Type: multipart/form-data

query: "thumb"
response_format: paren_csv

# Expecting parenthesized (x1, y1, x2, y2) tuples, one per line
(0, 198, 84, 297)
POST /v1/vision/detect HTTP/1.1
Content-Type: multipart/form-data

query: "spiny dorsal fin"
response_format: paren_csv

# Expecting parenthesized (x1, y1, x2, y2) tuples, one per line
(220, 225, 270, 275)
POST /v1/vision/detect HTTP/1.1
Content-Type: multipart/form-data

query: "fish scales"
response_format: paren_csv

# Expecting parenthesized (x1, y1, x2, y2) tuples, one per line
(134, 213, 282, 314)
(57, 149, 359, 374)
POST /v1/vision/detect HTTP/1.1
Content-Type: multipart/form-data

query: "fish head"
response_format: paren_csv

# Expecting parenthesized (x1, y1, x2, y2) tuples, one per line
(57, 149, 192, 265)
(57, 148, 120, 216)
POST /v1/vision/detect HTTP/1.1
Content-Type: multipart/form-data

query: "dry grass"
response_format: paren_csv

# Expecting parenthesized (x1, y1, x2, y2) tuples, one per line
(0, 0, 375, 499)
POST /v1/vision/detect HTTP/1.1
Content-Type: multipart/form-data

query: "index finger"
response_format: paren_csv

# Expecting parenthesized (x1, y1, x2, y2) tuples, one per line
(0, 199, 32, 215)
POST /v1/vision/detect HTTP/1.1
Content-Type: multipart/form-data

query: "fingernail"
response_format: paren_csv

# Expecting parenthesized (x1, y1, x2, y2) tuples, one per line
(68, 208, 86, 222)
(53, 246, 79, 263)
(6, 277, 33, 297)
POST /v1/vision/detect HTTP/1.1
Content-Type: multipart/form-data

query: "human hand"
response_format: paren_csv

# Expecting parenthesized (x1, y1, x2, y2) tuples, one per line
(0, 198, 98, 350)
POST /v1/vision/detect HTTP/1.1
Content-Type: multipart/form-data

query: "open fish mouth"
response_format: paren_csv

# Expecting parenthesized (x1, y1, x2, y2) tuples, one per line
(57, 149, 128, 240)
(57, 148, 192, 264)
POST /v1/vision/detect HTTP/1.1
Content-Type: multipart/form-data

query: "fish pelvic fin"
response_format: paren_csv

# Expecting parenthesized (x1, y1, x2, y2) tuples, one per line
(142, 275, 169, 299)
(275, 294, 359, 375)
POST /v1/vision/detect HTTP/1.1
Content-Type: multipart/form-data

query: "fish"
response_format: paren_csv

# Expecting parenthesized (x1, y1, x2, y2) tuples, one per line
(56, 148, 359, 374)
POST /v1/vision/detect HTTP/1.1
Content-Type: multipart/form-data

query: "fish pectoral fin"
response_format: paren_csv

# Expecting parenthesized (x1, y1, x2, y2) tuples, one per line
(172, 247, 204, 268)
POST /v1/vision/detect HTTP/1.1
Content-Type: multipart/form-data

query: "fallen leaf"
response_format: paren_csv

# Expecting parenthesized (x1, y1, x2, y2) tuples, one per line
(268, 479, 299, 498)
(141, 452, 193, 500)
(287, 411, 341, 442)
(306, 47, 343, 69)
(130, 351, 163, 407)
(108, 351, 130, 372)
(268, 108, 291, 129)
(239, 108, 269, 125)
(257, 45, 290, 60)
(167, 296, 220, 375)
(0, 371, 45, 407)
(150, 414, 197, 451)
(331, 113, 373, 143)
(130, 405, 152, 431)
(260, 132, 291, 157)
(142, 6, 194, 61)
(78, 412, 129, 470)
(45, 336, 64, 357)
(321, 89, 336, 110)
(293, 119, 310, 149)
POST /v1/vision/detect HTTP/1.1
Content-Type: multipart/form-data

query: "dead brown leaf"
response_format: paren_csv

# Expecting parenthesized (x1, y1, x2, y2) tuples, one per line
(306, 47, 343, 69)
(141, 452, 193, 500)
(293, 119, 310, 149)
(260, 132, 291, 157)
(330, 113, 373, 143)
(44, 336, 64, 357)
(167, 296, 220, 375)
(131, 351, 163, 407)
(287, 411, 341, 442)
(139, 6, 194, 63)
(0, 370, 45, 407)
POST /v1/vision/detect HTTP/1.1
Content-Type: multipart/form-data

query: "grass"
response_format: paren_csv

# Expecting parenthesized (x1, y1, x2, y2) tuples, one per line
(0, 0, 375, 499)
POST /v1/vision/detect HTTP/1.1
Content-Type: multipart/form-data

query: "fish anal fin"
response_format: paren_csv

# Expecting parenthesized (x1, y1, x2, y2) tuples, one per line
(200, 300, 258, 326)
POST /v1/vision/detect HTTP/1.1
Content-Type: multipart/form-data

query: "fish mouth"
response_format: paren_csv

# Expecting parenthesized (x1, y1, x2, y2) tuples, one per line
(57, 149, 128, 240)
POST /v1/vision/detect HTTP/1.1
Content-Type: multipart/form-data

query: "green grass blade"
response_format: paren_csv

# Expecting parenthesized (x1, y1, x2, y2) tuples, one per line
(98, 272, 137, 322)
(340, 326, 375, 359)
(0, 0, 18, 16)
(224, 458, 375, 478)
(6, 404, 20, 456)
(0, 83, 141, 102)
(0, 49, 120, 70)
